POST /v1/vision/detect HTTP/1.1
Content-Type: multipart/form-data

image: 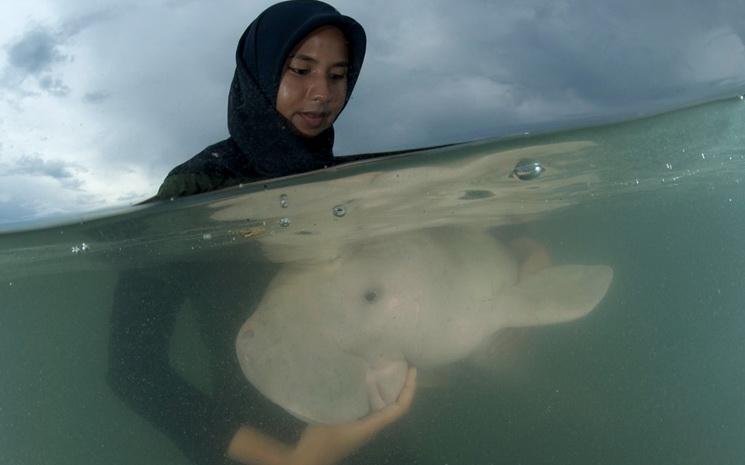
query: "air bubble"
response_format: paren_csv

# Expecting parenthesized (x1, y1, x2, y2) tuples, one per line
(333, 205, 347, 217)
(279, 217, 291, 227)
(280, 194, 289, 208)
(511, 159, 545, 180)
(71, 243, 89, 254)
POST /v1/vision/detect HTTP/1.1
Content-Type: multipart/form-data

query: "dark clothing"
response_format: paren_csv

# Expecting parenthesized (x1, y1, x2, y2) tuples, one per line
(153, 138, 267, 200)
(109, 2, 368, 464)
(108, 260, 306, 465)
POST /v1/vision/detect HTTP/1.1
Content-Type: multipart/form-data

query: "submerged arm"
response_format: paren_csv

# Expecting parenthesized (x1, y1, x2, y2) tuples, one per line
(107, 269, 243, 465)
(227, 367, 417, 465)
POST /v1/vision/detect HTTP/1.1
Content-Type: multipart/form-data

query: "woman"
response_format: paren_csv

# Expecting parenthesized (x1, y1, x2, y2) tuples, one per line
(154, 0, 366, 199)
(109, 2, 416, 465)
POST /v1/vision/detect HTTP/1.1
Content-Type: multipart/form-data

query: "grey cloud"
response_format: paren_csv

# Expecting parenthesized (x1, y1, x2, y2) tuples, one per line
(83, 91, 110, 103)
(496, 2, 737, 107)
(6, 28, 68, 75)
(60, 9, 120, 37)
(164, 0, 207, 9)
(332, 0, 745, 155)
(75, 192, 104, 206)
(2, 27, 71, 97)
(116, 191, 147, 203)
(0, 199, 42, 225)
(2, 8, 118, 97)
(5, 154, 84, 180)
(39, 75, 71, 97)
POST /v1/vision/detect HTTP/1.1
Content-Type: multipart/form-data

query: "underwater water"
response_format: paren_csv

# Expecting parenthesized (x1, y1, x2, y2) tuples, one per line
(1, 96, 745, 465)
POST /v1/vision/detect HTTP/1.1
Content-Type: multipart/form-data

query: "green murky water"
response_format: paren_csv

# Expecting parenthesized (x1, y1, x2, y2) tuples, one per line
(2, 96, 744, 465)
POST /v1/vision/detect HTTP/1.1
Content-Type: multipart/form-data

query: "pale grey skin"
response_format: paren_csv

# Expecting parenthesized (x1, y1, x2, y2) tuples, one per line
(236, 228, 613, 424)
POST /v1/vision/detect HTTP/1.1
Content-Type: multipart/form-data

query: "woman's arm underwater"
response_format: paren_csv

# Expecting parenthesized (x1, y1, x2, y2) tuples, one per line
(107, 269, 244, 465)
(227, 367, 417, 465)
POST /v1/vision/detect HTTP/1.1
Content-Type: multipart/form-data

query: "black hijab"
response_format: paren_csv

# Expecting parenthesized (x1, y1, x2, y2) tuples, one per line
(153, 0, 366, 200)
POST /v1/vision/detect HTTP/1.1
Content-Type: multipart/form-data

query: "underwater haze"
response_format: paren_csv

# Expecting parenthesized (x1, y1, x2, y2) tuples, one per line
(2, 96, 745, 464)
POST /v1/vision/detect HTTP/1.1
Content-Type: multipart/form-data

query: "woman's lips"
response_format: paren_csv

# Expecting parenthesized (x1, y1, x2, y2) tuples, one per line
(298, 111, 326, 128)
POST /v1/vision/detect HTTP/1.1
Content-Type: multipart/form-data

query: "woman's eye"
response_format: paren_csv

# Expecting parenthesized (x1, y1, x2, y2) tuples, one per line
(330, 73, 347, 80)
(289, 67, 310, 75)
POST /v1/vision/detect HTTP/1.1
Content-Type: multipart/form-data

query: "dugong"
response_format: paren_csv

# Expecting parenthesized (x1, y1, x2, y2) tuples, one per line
(235, 228, 613, 424)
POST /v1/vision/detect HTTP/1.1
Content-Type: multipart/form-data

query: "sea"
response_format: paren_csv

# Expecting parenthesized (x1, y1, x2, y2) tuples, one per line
(1, 95, 744, 465)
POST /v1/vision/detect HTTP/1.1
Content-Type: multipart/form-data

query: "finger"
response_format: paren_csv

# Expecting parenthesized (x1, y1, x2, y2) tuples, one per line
(366, 371, 386, 411)
(395, 366, 417, 410)
(352, 367, 418, 433)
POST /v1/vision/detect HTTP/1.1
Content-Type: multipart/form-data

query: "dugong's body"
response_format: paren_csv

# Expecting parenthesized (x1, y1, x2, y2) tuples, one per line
(236, 228, 612, 424)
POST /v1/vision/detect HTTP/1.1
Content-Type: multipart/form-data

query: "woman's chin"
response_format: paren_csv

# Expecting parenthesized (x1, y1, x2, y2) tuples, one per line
(292, 123, 328, 138)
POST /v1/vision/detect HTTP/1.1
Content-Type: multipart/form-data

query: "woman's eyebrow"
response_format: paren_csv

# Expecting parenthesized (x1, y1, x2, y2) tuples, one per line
(289, 53, 349, 67)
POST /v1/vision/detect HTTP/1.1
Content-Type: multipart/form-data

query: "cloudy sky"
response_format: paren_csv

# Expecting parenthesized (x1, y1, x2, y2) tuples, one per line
(1, 0, 744, 224)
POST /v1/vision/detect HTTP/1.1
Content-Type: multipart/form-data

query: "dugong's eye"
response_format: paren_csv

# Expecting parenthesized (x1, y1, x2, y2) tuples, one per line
(363, 289, 380, 303)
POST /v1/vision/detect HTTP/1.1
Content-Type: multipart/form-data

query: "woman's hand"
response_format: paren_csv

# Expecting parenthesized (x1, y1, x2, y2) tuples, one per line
(287, 366, 417, 465)
(227, 367, 417, 465)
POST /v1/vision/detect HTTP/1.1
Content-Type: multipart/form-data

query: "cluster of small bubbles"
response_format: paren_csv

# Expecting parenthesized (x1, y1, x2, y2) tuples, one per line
(280, 194, 289, 208)
(333, 205, 346, 217)
(202, 233, 212, 240)
(71, 243, 89, 254)
(666, 162, 673, 170)
(279, 217, 291, 227)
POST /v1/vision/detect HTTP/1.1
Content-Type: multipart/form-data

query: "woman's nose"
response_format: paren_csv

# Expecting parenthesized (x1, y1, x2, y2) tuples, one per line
(309, 76, 331, 102)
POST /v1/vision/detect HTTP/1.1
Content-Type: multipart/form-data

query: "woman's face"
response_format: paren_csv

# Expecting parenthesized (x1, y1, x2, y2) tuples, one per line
(276, 26, 349, 138)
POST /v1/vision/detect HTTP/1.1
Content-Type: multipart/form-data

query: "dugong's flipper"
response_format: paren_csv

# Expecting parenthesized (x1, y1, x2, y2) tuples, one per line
(498, 265, 613, 328)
